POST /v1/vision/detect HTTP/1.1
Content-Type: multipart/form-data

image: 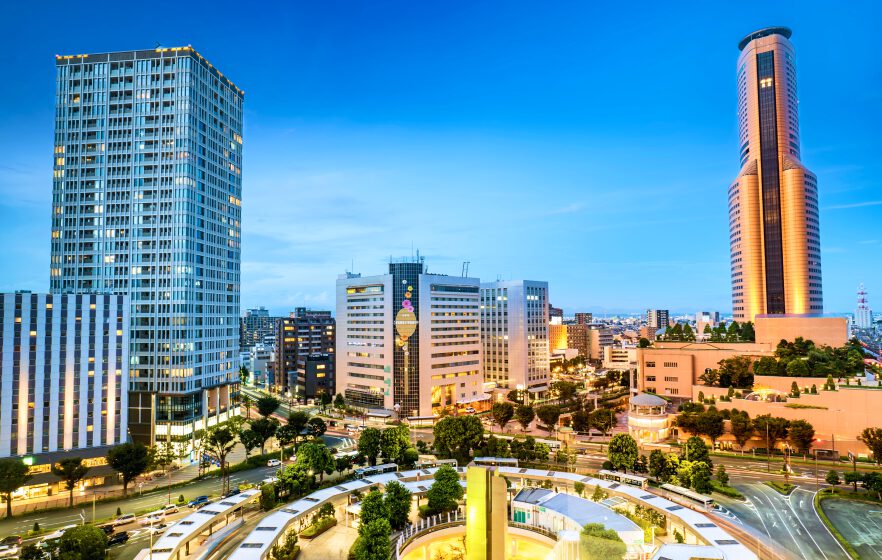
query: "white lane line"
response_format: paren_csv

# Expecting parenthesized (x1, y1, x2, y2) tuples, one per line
(810, 490, 853, 559)
(785, 489, 828, 560)
(754, 484, 811, 560)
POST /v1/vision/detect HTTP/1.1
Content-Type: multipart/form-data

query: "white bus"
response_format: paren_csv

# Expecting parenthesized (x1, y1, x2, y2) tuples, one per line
(598, 470, 649, 489)
(472, 457, 519, 468)
(492, 434, 561, 451)
(660, 483, 714, 508)
(415, 458, 459, 469)
(355, 463, 398, 478)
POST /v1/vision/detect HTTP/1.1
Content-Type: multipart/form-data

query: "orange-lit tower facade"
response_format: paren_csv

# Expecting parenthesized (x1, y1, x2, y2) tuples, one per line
(730, 27, 823, 322)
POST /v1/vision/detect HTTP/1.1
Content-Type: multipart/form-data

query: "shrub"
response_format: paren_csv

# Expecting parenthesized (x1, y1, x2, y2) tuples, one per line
(300, 517, 337, 539)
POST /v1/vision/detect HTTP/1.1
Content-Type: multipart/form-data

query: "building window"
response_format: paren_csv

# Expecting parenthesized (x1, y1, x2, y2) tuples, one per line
(645, 361, 655, 368)
(663, 362, 678, 368)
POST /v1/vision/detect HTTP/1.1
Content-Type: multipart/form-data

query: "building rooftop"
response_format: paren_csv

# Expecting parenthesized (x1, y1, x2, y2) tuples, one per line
(738, 27, 792, 51)
(513, 488, 640, 534)
(630, 392, 667, 407)
(652, 543, 725, 560)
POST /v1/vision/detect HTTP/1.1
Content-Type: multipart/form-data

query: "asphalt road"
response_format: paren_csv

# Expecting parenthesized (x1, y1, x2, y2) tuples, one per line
(714, 483, 845, 560)
(0, 465, 278, 538)
(821, 499, 882, 560)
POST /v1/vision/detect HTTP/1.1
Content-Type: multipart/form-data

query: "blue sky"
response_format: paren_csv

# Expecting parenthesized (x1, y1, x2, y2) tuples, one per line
(1, 1, 880, 315)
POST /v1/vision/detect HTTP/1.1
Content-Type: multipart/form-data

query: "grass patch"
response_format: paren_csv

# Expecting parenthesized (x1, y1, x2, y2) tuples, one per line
(784, 403, 828, 410)
(300, 516, 336, 538)
(815, 492, 861, 560)
(764, 481, 795, 495)
(822, 487, 882, 504)
(710, 480, 744, 499)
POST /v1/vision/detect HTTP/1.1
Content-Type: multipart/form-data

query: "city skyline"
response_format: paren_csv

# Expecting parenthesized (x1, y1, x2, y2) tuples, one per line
(1, 1, 881, 315)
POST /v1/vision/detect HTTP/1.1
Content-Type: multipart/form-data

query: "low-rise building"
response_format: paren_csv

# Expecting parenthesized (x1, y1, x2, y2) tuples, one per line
(602, 346, 637, 371)
(627, 393, 671, 443)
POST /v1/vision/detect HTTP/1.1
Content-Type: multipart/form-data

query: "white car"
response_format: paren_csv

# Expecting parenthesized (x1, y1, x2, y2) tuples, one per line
(0, 545, 19, 559)
(147, 523, 168, 535)
(261, 476, 279, 486)
(464, 407, 476, 414)
(39, 525, 76, 548)
(161, 504, 179, 515)
(140, 513, 165, 526)
(267, 459, 282, 467)
(113, 513, 136, 526)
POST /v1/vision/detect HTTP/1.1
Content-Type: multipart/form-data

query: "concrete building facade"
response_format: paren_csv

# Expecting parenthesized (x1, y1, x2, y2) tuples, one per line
(273, 308, 335, 398)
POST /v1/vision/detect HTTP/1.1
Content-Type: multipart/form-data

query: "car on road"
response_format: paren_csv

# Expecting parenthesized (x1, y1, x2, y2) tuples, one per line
(140, 512, 165, 526)
(112, 513, 136, 526)
(464, 406, 476, 414)
(160, 504, 179, 515)
(223, 488, 241, 498)
(261, 476, 279, 486)
(97, 524, 115, 535)
(147, 523, 168, 535)
(267, 459, 282, 467)
(107, 532, 130, 546)
(187, 495, 211, 508)
(0, 537, 21, 547)
(39, 525, 76, 549)
(0, 544, 19, 559)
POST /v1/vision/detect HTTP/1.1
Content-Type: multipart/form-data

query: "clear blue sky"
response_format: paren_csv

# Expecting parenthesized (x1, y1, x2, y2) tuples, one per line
(1, 1, 880, 315)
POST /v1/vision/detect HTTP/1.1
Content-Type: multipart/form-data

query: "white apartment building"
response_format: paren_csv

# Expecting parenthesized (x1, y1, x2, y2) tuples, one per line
(480, 280, 550, 392)
(336, 258, 484, 417)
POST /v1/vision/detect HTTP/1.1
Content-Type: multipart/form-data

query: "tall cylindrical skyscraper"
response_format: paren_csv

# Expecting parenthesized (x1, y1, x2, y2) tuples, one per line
(730, 27, 823, 322)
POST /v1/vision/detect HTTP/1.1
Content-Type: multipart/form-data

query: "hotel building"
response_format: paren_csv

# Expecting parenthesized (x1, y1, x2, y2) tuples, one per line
(272, 308, 336, 399)
(730, 27, 823, 321)
(1, 292, 129, 497)
(336, 258, 484, 416)
(50, 47, 244, 445)
(480, 280, 550, 393)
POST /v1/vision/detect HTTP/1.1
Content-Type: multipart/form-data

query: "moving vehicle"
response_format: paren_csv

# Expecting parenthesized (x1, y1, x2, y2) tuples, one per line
(107, 532, 130, 546)
(464, 406, 476, 414)
(267, 458, 282, 467)
(97, 524, 115, 535)
(354, 463, 398, 478)
(140, 512, 165, 526)
(0, 537, 21, 547)
(161, 504, 179, 515)
(0, 545, 19, 559)
(187, 495, 210, 508)
(223, 488, 241, 498)
(598, 470, 649, 490)
(147, 523, 168, 535)
(660, 483, 715, 508)
(112, 513, 136, 526)
(39, 525, 76, 549)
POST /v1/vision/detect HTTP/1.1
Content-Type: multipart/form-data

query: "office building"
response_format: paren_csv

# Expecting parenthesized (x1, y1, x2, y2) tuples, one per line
(273, 308, 335, 399)
(548, 304, 563, 323)
(241, 307, 281, 349)
(336, 257, 484, 416)
(730, 27, 823, 321)
(1, 292, 129, 498)
(50, 47, 244, 445)
(574, 312, 592, 325)
(480, 280, 550, 392)
(587, 325, 614, 361)
(645, 309, 669, 333)
(854, 284, 873, 331)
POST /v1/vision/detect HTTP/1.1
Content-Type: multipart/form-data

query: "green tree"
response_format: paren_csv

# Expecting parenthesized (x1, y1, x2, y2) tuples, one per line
(260, 483, 277, 511)
(297, 442, 334, 481)
(491, 402, 515, 432)
(0, 458, 31, 517)
(514, 405, 535, 432)
(683, 323, 695, 341)
(353, 518, 391, 560)
(753, 415, 789, 452)
(334, 393, 345, 409)
(359, 489, 388, 526)
(787, 420, 815, 455)
(256, 395, 282, 418)
(717, 356, 754, 388)
(844, 470, 862, 492)
(858, 428, 882, 465)
(240, 429, 262, 458)
(250, 417, 280, 455)
(426, 465, 464, 515)
(741, 322, 756, 342)
(590, 485, 608, 502)
(205, 426, 237, 494)
(696, 410, 724, 447)
(18, 545, 42, 560)
(729, 410, 754, 450)
(399, 447, 420, 469)
(239, 365, 250, 385)
(580, 523, 627, 560)
(552, 380, 579, 403)
(358, 428, 383, 466)
(690, 461, 712, 493)
(275, 425, 299, 455)
(574, 481, 585, 497)
(287, 410, 310, 434)
(106, 442, 150, 498)
(588, 408, 616, 436)
(306, 417, 327, 439)
(59, 525, 108, 560)
(825, 470, 840, 492)
(507, 389, 524, 405)
(638, 338, 651, 348)
(52, 458, 90, 508)
(716, 465, 729, 486)
(380, 426, 410, 462)
(432, 416, 483, 462)
(786, 359, 810, 377)
(681, 436, 712, 469)
(384, 480, 412, 530)
(607, 434, 638, 472)
(536, 405, 562, 434)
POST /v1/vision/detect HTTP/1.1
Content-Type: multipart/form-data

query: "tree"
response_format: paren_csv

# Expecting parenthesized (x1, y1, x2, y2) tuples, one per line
(507, 389, 524, 405)
(698, 368, 720, 387)
(239, 365, 250, 385)
(858, 428, 882, 465)
(275, 425, 299, 456)
(432, 416, 483, 462)
(106, 442, 150, 498)
(729, 410, 754, 450)
(256, 395, 282, 418)
(0, 458, 31, 517)
(334, 393, 345, 409)
(250, 417, 280, 455)
(590, 485, 608, 502)
(59, 525, 108, 560)
(490, 402, 515, 432)
(844, 470, 862, 492)
(52, 458, 89, 508)
(862, 472, 882, 500)
(536, 405, 561, 434)
(205, 426, 237, 494)
(306, 417, 327, 439)
(681, 436, 712, 469)
(683, 324, 695, 342)
(607, 434, 638, 472)
(695, 410, 724, 447)
(359, 489, 388, 526)
(319, 393, 332, 412)
(716, 465, 729, 486)
(787, 420, 815, 455)
(297, 442, 334, 481)
(580, 523, 627, 560)
(786, 359, 810, 377)
(573, 481, 585, 497)
(384, 480, 412, 530)
(515, 405, 535, 432)
(358, 428, 383, 466)
(240, 429, 262, 458)
(754, 356, 779, 377)
(399, 447, 420, 469)
(18, 545, 42, 560)
(825, 470, 840, 493)
(638, 338, 651, 348)
(753, 415, 789, 452)
(689, 461, 712, 493)
(426, 465, 464, 515)
(588, 408, 617, 436)
(552, 380, 579, 404)
(380, 426, 410, 462)
(288, 410, 309, 433)
(717, 356, 754, 389)
(353, 518, 391, 560)
(741, 322, 756, 342)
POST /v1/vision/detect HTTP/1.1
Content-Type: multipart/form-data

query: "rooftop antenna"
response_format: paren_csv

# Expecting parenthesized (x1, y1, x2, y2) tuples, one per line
(461, 261, 470, 277)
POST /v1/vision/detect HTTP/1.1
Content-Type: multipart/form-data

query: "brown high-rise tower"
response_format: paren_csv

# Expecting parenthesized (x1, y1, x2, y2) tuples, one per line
(730, 27, 823, 322)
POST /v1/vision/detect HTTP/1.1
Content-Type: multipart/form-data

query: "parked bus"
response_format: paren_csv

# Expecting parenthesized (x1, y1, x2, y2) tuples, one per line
(660, 483, 714, 508)
(598, 470, 649, 489)
(492, 434, 561, 451)
(472, 457, 519, 468)
(355, 463, 398, 478)
(415, 458, 459, 469)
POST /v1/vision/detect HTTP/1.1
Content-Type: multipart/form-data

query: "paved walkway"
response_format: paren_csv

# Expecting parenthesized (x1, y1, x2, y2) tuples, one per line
(298, 522, 358, 560)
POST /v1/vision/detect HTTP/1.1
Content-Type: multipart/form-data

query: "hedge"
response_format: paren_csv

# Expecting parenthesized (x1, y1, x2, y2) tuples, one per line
(300, 516, 337, 539)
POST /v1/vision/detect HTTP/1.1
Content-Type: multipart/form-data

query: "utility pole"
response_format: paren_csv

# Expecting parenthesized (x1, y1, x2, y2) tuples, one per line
(766, 424, 771, 473)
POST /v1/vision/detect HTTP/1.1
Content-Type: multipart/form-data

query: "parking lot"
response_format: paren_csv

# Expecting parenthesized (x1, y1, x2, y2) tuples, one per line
(821, 498, 882, 560)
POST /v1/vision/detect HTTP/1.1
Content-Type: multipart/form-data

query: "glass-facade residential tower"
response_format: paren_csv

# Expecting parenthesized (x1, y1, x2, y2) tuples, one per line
(50, 47, 244, 447)
(730, 28, 823, 321)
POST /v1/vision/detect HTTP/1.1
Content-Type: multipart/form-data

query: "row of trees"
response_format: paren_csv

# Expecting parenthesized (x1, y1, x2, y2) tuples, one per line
(676, 405, 817, 454)
(698, 356, 755, 389)
(357, 425, 417, 467)
(756, 337, 866, 377)
(826, 469, 882, 498)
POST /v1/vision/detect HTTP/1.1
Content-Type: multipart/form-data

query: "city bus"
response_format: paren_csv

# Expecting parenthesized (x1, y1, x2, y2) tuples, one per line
(354, 463, 398, 478)
(492, 434, 562, 451)
(415, 458, 459, 469)
(472, 457, 520, 468)
(598, 470, 649, 489)
(660, 483, 715, 508)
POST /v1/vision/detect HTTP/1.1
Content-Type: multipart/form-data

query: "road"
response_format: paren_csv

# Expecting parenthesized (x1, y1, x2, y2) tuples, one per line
(713, 483, 845, 560)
